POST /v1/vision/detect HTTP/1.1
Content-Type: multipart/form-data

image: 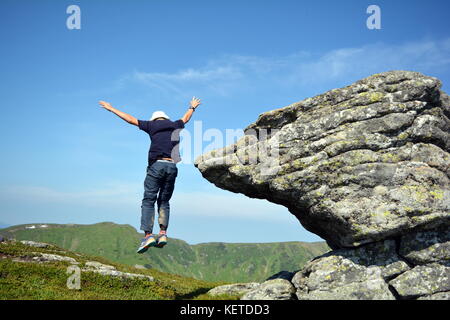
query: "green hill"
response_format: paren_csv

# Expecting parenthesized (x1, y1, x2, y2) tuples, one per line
(0, 222, 329, 282)
(0, 239, 233, 300)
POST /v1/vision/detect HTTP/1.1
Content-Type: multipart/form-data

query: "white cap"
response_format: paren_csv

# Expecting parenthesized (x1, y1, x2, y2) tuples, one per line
(150, 111, 170, 121)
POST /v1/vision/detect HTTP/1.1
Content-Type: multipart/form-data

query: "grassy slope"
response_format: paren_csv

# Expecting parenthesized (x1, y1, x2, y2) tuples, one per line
(1, 222, 329, 282)
(0, 240, 235, 300)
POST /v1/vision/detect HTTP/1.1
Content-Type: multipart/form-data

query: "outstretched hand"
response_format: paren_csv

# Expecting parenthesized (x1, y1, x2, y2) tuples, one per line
(190, 96, 201, 109)
(99, 100, 113, 111)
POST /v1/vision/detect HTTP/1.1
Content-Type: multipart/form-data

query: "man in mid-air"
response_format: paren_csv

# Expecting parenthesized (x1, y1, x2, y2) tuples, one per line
(99, 97, 201, 253)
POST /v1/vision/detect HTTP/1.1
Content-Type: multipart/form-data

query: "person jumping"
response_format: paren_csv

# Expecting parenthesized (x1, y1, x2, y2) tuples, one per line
(98, 97, 201, 253)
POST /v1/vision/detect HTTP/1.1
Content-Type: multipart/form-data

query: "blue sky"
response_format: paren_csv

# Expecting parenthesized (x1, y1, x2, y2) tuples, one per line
(1, 0, 449, 244)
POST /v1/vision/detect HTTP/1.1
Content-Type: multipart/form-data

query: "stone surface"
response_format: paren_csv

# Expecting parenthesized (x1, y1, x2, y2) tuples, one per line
(207, 282, 260, 297)
(399, 227, 450, 265)
(296, 278, 395, 300)
(241, 279, 296, 300)
(417, 291, 450, 300)
(195, 71, 450, 248)
(195, 71, 450, 300)
(389, 263, 450, 298)
(31, 252, 78, 264)
(85, 261, 116, 270)
(20, 240, 52, 248)
(290, 240, 406, 300)
(82, 260, 154, 281)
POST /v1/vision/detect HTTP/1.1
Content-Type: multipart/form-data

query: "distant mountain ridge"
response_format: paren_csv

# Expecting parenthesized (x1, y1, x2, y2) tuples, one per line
(0, 222, 329, 282)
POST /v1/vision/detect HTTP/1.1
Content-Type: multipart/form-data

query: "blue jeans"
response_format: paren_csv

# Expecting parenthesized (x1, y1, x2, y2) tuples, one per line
(140, 160, 178, 233)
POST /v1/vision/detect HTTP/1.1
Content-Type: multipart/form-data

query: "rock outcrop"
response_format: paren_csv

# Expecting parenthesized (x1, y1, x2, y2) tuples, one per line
(20, 240, 53, 248)
(30, 252, 79, 264)
(196, 71, 450, 300)
(212, 223, 449, 300)
(195, 70, 449, 249)
(293, 227, 449, 300)
(207, 282, 261, 297)
(82, 260, 154, 281)
(8, 240, 154, 282)
(241, 279, 296, 300)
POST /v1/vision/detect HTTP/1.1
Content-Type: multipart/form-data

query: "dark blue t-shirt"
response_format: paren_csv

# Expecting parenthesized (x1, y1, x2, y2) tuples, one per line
(138, 119, 185, 164)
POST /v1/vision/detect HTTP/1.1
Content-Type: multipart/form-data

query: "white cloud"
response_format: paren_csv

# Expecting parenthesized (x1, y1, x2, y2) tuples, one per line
(125, 38, 450, 98)
(129, 63, 244, 97)
(135, 66, 241, 82)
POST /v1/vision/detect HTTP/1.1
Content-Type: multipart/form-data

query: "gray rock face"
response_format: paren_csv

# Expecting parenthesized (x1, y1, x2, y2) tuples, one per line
(207, 282, 261, 297)
(241, 279, 297, 300)
(197, 71, 450, 300)
(399, 227, 450, 265)
(84, 260, 116, 270)
(389, 263, 450, 298)
(195, 71, 450, 248)
(287, 230, 450, 300)
(30, 252, 79, 264)
(291, 240, 403, 300)
(213, 228, 450, 300)
(82, 260, 154, 281)
(20, 240, 52, 248)
(417, 291, 450, 300)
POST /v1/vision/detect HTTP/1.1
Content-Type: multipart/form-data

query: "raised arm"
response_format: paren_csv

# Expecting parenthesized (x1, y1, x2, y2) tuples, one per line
(181, 97, 201, 124)
(99, 101, 138, 126)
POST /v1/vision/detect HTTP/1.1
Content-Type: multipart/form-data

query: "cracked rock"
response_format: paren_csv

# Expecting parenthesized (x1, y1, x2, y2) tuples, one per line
(195, 70, 450, 249)
(290, 240, 407, 300)
(82, 260, 154, 281)
(208, 283, 261, 297)
(30, 252, 79, 264)
(399, 227, 450, 265)
(195, 70, 450, 300)
(389, 263, 450, 298)
(20, 241, 53, 248)
(241, 279, 297, 300)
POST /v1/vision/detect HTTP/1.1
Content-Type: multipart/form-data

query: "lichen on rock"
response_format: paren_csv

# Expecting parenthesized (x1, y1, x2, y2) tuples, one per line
(196, 70, 450, 300)
(195, 70, 450, 249)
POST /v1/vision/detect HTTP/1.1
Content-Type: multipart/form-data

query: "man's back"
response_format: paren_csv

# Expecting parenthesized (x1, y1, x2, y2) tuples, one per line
(138, 119, 185, 163)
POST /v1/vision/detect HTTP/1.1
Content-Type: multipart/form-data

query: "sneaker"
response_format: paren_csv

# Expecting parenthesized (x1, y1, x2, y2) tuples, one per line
(136, 234, 156, 254)
(156, 233, 167, 248)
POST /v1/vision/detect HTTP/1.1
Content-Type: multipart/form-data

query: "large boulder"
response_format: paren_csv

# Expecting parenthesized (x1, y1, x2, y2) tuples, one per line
(241, 279, 297, 300)
(291, 229, 449, 300)
(399, 226, 450, 265)
(195, 70, 450, 248)
(389, 263, 450, 299)
(240, 229, 449, 300)
(82, 261, 154, 281)
(291, 239, 404, 300)
(207, 282, 260, 297)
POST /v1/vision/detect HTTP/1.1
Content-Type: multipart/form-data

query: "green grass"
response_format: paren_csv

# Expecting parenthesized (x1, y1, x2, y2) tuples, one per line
(1, 222, 329, 282)
(0, 240, 236, 300)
